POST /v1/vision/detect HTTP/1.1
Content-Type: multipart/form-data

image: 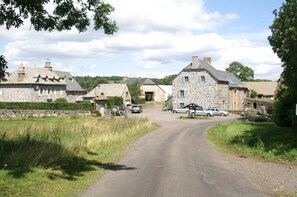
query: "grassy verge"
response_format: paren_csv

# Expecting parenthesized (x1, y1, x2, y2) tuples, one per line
(0, 116, 156, 196)
(207, 120, 297, 163)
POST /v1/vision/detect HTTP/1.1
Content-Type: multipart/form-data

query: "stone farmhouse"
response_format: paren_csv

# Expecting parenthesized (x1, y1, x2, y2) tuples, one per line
(81, 83, 132, 106)
(172, 56, 248, 111)
(0, 60, 86, 102)
(123, 77, 165, 102)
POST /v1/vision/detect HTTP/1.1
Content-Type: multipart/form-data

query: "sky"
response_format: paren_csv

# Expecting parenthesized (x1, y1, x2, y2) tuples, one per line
(0, 0, 284, 80)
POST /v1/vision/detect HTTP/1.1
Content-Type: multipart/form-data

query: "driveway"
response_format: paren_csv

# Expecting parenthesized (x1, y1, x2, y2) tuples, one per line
(81, 106, 297, 197)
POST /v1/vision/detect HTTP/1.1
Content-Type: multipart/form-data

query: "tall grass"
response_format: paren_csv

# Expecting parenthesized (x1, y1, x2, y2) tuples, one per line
(0, 116, 154, 196)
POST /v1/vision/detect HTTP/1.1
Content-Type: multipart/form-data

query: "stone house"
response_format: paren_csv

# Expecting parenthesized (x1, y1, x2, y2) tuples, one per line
(0, 60, 86, 102)
(172, 56, 248, 111)
(81, 83, 132, 106)
(123, 77, 165, 102)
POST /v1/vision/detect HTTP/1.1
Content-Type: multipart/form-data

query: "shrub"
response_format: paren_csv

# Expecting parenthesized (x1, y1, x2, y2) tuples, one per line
(107, 96, 123, 108)
(0, 102, 93, 111)
(133, 98, 145, 104)
(55, 98, 68, 103)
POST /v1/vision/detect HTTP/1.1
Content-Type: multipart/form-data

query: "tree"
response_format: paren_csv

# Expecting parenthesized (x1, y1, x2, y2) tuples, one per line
(127, 82, 142, 103)
(268, 0, 297, 127)
(226, 61, 254, 81)
(0, 55, 8, 81)
(250, 89, 258, 98)
(0, 0, 118, 81)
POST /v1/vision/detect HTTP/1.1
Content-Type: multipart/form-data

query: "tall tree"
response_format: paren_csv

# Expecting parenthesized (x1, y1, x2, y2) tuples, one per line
(268, 0, 297, 127)
(226, 61, 254, 81)
(0, 0, 118, 81)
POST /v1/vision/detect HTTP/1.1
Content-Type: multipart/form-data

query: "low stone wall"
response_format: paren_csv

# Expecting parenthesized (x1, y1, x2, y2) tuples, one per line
(0, 109, 91, 118)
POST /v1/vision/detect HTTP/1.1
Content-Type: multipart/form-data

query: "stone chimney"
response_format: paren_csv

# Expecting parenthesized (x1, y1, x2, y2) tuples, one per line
(192, 56, 199, 67)
(18, 63, 26, 82)
(45, 59, 52, 71)
(204, 57, 212, 65)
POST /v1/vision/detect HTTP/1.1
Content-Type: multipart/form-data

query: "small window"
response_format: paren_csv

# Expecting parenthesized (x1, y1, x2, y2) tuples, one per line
(180, 103, 185, 108)
(180, 90, 185, 98)
(184, 76, 189, 82)
(200, 76, 206, 82)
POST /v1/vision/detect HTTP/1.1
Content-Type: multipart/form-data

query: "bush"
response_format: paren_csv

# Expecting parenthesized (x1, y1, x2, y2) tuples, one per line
(0, 102, 93, 111)
(55, 98, 68, 103)
(107, 96, 123, 108)
(133, 98, 145, 104)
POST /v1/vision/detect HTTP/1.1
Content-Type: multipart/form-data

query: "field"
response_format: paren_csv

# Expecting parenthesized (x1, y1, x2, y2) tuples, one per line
(0, 116, 156, 196)
(207, 120, 297, 163)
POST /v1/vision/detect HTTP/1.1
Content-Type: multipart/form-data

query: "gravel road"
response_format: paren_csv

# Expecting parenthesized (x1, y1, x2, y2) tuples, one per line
(81, 106, 297, 197)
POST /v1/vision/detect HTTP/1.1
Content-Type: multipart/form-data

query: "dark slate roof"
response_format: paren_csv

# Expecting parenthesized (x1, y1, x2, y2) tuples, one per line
(54, 71, 86, 92)
(123, 77, 156, 85)
(183, 60, 246, 88)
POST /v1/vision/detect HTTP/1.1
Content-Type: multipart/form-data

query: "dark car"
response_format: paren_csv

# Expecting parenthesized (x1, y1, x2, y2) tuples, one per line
(131, 104, 142, 113)
(111, 106, 126, 116)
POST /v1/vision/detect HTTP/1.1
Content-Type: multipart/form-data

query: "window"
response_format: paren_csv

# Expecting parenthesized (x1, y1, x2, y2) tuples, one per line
(180, 103, 185, 108)
(180, 90, 185, 98)
(200, 76, 206, 82)
(184, 76, 189, 82)
(126, 91, 129, 97)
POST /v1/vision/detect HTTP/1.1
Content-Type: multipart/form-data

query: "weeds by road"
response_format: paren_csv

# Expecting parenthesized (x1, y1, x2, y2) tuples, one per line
(0, 116, 156, 196)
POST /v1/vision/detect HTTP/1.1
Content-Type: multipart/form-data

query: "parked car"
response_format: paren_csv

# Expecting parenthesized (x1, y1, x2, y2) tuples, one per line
(172, 106, 190, 113)
(190, 108, 213, 117)
(207, 107, 229, 116)
(111, 106, 126, 116)
(126, 104, 133, 111)
(131, 104, 142, 113)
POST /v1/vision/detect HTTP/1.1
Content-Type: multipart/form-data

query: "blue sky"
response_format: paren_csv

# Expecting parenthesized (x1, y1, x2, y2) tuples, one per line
(0, 0, 284, 80)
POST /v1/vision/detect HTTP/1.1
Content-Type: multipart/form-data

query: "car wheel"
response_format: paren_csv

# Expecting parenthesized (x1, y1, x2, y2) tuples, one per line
(207, 113, 211, 117)
(173, 110, 177, 113)
(221, 113, 225, 116)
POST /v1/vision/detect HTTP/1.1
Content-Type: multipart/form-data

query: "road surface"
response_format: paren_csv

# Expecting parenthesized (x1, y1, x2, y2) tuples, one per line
(81, 106, 297, 197)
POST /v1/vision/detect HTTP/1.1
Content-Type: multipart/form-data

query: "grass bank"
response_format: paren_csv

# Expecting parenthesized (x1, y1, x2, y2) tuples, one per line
(207, 120, 297, 163)
(0, 116, 156, 196)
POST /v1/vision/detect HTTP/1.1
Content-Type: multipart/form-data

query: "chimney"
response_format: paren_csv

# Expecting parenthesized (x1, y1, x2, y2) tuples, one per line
(192, 56, 199, 67)
(45, 59, 52, 71)
(204, 57, 212, 65)
(18, 63, 26, 82)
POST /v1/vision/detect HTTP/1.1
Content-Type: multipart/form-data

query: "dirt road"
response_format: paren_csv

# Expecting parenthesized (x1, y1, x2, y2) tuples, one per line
(81, 106, 297, 197)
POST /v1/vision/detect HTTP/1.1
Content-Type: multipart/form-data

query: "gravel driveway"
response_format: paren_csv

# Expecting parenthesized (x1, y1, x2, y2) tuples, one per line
(82, 105, 297, 197)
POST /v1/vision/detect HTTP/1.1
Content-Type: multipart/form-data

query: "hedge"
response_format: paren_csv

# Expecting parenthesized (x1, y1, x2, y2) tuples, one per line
(0, 102, 93, 111)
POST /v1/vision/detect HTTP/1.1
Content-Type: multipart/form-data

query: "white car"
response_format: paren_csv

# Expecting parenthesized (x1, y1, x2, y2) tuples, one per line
(172, 107, 190, 113)
(207, 107, 229, 116)
(190, 108, 213, 117)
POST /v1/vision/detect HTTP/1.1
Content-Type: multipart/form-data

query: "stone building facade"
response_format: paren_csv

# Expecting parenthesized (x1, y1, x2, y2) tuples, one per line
(172, 56, 248, 111)
(0, 60, 85, 102)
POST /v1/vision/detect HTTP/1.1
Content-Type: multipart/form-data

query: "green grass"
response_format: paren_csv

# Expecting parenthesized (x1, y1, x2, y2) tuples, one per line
(0, 116, 156, 196)
(207, 120, 297, 163)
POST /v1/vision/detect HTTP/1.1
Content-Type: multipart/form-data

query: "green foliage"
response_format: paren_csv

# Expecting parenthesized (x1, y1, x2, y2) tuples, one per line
(0, 55, 7, 82)
(133, 98, 146, 104)
(268, 0, 297, 127)
(107, 96, 123, 108)
(151, 74, 177, 85)
(250, 89, 258, 98)
(0, 102, 93, 111)
(127, 81, 142, 102)
(74, 76, 123, 92)
(226, 61, 254, 81)
(55, 98, 68, 103)
(207, 121, 297, 163)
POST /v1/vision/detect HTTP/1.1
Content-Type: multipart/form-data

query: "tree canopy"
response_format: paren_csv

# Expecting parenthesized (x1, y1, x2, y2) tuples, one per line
(127, 81, 142, 103)
(0, 0, 118, 81)
(268, 0, 297, 127)
(225, 61, 254, 81)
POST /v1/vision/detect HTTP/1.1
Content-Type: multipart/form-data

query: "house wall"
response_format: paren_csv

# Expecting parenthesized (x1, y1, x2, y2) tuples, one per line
(0, 84, 67, 102)
(228, 88, 248, 111)
(172, 71, 222, 109)
(141, 85, 165, 102)
(122, 85, 132, 105)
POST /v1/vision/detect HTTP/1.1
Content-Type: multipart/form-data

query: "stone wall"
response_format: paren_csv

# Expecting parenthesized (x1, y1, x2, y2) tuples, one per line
(0, 109, 91, 119)
(141, 85, 165, 102)
(228, 88, 248, 111)
(173, 70, 223, 109)
(0, 84, 67, 102)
